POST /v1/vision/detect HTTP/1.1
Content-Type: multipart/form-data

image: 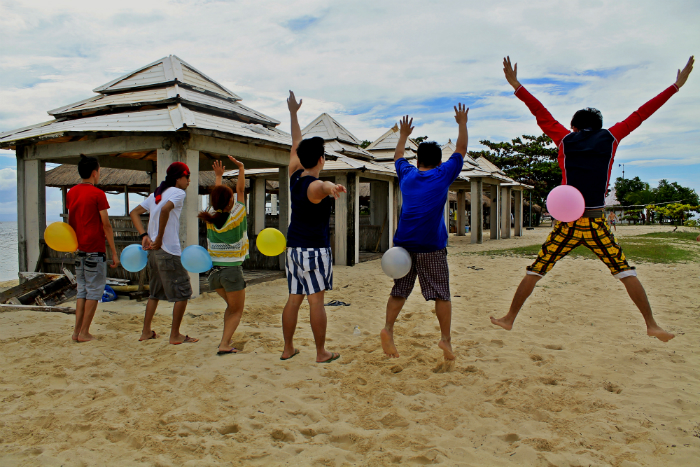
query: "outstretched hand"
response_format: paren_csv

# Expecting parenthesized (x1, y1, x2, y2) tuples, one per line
(287, 90, 302, 113)
(328, 184, 347, 199)
(675, 56, 694, 88)
(227, 155, 244, 169)
(503, 56, 521, 90)
(212, 159, 225, 177)
(454, 103, 469, 125)
(398, 115, 414, 138)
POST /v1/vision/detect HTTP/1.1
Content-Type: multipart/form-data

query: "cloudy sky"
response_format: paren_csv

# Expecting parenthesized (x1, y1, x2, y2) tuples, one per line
(0, 0, 698, 222)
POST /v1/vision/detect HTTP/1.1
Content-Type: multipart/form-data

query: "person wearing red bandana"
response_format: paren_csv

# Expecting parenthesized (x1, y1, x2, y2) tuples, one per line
(130, 162, 199, 345)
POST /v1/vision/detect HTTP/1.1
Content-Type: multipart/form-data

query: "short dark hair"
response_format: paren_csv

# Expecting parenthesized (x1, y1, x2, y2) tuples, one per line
(571, 108, 603, 131)
(297, 137, 325, 169)
(78, 155, 100, 179)
(417, 141, 442, 168)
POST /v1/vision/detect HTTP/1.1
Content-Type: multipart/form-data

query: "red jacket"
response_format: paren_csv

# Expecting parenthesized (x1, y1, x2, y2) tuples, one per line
(515, 84, 678, 208)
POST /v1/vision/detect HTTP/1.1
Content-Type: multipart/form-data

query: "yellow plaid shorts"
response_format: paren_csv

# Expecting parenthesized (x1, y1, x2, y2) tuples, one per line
(527, 218, 636, 278)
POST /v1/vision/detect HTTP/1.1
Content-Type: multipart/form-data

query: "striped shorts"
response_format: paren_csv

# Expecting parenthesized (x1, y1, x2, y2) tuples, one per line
(527, 218, 636, 279)
(286, 247, 333, 295)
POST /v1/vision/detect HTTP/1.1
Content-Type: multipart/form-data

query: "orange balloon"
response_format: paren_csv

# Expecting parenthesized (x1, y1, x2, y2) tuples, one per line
(44, 222, 79, 252)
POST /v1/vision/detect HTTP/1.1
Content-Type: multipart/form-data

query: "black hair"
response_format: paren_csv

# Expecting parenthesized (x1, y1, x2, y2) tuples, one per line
(78, 155, 100, 179)
(416, 141, 442, 168)
(297, 137, 325, 169)
(571, 107, 603, 131)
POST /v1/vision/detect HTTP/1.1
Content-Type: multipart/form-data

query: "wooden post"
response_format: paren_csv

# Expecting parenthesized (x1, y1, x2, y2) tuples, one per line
(23, 157, 46, 272)
(252, 177, 266, 234)
(444, 199, 449, 246)
(61, 187, 68, 220)
(490, 184, 500, 240)
(456, 189, 466, 236)
(124, 185, 130, 216)
(278, 167, 290, 271)
(16, 150, 27, 272)
(334, 174, 348, 266)
(514, 189, 524, 237)
(501, 186, 512, 239)
(150, 172, 157, 193)
(183, 149, 200, 297)
(348, 173, 359, 265)
(470, 179, 483, 244)
(388, 179, 394, 248)
(271, 194, 278, 215)
(392, 180, 401, 243)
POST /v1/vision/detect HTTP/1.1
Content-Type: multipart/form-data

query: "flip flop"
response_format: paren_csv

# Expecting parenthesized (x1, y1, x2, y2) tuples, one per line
(280, 349, 300, 361)
(139, 330, 158, 341)
(318, 352, 340, 363)
(217, 348, 239, 355)
(172, 335, 198, 345)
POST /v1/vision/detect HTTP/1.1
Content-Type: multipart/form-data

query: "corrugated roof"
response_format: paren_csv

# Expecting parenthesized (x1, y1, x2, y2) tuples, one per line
(441, 140, 478, 166)
(324, 140, 373, 160)
(94, 55, 240, 101)
(302, 113, 362, 145)
(365, 124, 419, 152)
(48, 85, 279, 126)
(475, 156, 506, 175)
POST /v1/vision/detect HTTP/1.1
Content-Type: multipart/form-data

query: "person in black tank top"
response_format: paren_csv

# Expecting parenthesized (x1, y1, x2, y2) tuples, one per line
(280, 91, 347, 364)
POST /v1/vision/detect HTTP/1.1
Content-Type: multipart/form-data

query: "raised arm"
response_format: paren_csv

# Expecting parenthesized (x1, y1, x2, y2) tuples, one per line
(212, 159, 225, 186)
(453, 103, 469, 157)
(288, 90, 304, 175)
(609, 56, 694, 142)
(394, 116, 414, 162)
(504, 56, 570, 145)
(307, 179, 347, 203)
(228, 156, 246, 204)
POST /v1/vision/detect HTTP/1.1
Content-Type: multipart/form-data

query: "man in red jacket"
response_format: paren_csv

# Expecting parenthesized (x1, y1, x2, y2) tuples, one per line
(491, 56, 694, 343)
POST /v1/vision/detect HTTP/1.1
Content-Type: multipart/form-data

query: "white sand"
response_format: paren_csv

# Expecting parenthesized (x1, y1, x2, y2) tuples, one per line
(1, 225, 699, 466)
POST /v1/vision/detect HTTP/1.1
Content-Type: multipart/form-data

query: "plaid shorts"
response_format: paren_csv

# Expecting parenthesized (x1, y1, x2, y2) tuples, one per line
(391, 248, 450, 301)
(527, 218, 636, 279)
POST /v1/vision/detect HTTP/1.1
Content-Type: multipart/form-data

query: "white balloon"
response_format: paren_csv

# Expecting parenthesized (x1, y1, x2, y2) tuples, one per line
(381, 247, 412, 279)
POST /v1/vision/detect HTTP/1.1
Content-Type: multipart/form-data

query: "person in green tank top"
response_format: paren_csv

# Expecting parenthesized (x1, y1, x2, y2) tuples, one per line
(198, 156, 249, 355)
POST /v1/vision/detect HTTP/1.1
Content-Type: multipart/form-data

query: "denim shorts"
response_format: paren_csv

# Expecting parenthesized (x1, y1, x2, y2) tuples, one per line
(75, 253, 107, 301)
(148, 250, 193, 302)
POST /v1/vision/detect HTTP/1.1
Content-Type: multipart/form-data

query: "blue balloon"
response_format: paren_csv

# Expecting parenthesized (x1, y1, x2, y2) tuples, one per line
(181, 245, 213, 273)
(120, 244, 148, 272)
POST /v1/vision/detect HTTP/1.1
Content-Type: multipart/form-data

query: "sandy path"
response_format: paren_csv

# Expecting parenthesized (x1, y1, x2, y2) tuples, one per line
(1, 225, 699, 466)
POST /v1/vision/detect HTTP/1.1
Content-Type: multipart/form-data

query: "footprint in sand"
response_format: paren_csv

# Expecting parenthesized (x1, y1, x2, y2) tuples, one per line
(490, 339, 504, 348)
(544, 344, 563, 350)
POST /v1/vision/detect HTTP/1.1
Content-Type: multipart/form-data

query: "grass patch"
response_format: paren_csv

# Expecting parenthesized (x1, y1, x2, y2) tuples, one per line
(470, 237, 698, 264)
(635, 231, 699, 242)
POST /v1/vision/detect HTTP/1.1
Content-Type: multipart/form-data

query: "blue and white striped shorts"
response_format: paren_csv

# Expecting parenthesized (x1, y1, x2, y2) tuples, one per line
(286, 247, 333, 295)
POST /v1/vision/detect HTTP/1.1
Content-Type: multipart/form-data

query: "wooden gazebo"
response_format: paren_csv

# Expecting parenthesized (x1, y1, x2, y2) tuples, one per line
(0, 55, 293, 296)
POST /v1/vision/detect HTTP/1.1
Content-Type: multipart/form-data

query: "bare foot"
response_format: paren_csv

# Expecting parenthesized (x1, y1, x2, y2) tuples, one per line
(72, 333, 79, 341)
(380, 328, 399, 358)
(170, 334, 198, 345)
(647, 326, 675, 342)
(280, 348, 299, 360)
(490, 315, 514, 331)
(139, 330, 158, 341)
(77, 332, 94, 342)
(438, 339, 455, 361)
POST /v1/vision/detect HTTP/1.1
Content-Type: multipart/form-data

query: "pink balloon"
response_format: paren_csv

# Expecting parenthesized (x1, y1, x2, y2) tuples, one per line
(546, 185, 585, 222)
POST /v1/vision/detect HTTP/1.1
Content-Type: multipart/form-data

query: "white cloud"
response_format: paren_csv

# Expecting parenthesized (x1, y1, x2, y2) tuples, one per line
(0, 168, 17, 190)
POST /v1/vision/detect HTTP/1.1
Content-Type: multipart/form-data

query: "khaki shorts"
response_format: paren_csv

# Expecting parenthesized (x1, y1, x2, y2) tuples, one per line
(148, 250, 193, 302)
(208, 266, 246, 293)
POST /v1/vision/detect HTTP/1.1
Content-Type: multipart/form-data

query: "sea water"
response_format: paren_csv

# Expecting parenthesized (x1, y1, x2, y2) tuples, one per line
(0, 222, 18, 281)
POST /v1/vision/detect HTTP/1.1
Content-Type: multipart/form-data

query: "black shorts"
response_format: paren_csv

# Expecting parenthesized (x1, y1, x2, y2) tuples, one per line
(390, 248, 450, 301)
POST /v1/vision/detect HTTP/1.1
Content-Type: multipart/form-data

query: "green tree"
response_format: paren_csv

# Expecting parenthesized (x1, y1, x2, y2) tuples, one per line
(413, 136, 429, 144)
(469, 133, 561, 211)
(654, 179, 699, 205)
(613, 176, 647, 206)
(359, 140, 372, 149)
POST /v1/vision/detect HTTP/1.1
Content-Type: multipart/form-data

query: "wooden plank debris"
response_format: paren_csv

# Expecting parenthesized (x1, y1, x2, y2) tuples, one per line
(0, 304, 75, 314)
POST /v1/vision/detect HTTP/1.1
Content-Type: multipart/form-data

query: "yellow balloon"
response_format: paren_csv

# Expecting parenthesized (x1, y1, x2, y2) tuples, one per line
(256, 228, 286, 256)
(44, 222, 79, 252)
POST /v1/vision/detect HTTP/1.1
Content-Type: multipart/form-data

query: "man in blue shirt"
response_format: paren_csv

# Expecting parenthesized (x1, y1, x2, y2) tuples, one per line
(381, 104, 469, 362)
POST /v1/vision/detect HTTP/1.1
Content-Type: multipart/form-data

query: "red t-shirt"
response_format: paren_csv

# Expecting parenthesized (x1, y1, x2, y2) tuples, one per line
(66, 184, 110, 253)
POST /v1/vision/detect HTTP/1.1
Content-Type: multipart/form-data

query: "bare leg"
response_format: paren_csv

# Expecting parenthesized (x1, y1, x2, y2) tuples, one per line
(77, 299, 98, 342)
(140, 298, 159, 341)
(170, 300, 198, 344)
(491, 274, 541, 330)
(281, 294, 304, 359)
(381, 296, 405, 358)
(435, 299, 454, 360)
(620, 276, 675, 342)
(217, 288, 245, 352)
(307, 291, 335, 362)
(73, 298, 85, 340)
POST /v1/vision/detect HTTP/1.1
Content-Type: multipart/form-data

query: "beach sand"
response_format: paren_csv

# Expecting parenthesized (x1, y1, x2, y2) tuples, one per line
(1, 225, 699, 466)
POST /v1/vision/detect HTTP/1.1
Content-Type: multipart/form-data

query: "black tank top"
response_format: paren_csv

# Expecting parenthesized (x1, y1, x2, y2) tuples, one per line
(286, 170, 333, 248)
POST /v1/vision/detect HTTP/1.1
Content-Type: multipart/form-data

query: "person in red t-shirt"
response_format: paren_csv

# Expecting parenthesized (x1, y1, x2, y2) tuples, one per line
(66, 156, 120, 342)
